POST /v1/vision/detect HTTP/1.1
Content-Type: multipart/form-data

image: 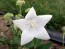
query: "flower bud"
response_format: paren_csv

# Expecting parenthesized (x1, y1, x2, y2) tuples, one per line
(4, 13, 13, 25)
(16, 14, 22, 19)
(16, 0, 25, 6)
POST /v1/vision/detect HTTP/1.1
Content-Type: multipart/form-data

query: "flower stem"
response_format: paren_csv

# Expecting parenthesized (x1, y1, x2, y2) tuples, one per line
(34, 43, 36, 49)
(62, 33, 64, 49)
(19, 6, 22, 14)
(34, 39, 36, 49)
(34, 39, 38, 49)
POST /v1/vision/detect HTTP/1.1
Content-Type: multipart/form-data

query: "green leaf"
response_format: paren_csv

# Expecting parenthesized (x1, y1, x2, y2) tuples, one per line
(23, 39, 34, 48)
(33, 38, 42, 47)
(23, 38, 42, 48)
(37, 42, 52, 49)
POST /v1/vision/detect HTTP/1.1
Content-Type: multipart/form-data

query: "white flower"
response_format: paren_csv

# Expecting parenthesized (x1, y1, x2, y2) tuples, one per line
(13, 7, 52, 45)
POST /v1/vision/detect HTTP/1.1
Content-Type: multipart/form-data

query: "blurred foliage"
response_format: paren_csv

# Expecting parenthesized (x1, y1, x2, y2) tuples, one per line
(0, 0, 65, 31)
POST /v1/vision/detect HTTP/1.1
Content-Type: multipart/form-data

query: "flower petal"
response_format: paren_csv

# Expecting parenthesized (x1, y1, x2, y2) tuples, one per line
(25, 7, 37, 20)
(35, 27, 50, 40)
(37, 15, 52, 26)
(13, 19, 29, 30)
(21, 30, 34, 45)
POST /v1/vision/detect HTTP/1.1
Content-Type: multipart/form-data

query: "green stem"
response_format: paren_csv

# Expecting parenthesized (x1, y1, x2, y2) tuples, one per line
(34, 39, 36, 49)
(19, 6, 22, 14)
(62, 33, 64, 49)
(34, 39, 38, 49)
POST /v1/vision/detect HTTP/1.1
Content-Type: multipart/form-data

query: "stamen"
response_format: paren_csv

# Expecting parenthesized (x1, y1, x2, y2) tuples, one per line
(30, 21, 36, 28)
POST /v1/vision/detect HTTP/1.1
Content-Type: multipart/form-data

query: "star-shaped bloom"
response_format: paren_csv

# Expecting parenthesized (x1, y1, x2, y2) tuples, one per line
(13, 7, 52, 45)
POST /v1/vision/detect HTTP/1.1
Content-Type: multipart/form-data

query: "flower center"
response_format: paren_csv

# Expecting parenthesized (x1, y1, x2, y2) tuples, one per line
(29, 21, 36, 28)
